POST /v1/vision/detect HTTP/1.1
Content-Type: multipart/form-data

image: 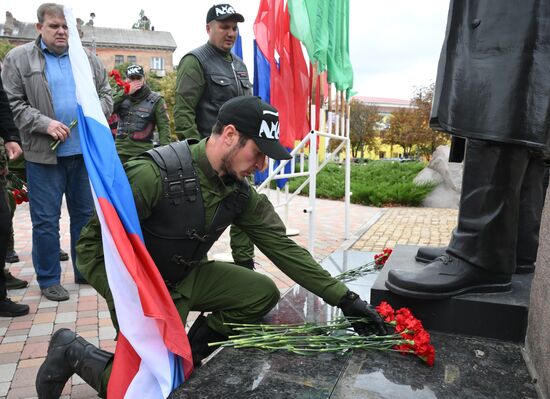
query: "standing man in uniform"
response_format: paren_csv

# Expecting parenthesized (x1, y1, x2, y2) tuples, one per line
(114, 64, 171, 164)
(36, 97, 387, 398)
(2, 3, 113, 301)
(174, 3, 255, 269)
(0, 68, 29, 317)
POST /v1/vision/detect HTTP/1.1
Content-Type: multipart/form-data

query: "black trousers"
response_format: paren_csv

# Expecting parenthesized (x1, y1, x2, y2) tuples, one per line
(447, 139, 546, 274)
(0, 183, 11, 299)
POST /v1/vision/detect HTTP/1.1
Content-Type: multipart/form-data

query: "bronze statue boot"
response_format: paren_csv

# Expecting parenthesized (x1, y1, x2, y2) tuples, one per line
(386, 254, 512, 299)
(36, 329, 112, 398)
(416, 246, 535, 274)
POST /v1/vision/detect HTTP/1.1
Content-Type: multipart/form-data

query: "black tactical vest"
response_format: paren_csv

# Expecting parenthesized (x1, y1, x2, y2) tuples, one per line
(140, 141, 250, 285)
(189, 44, 252, 138)
(117, 92, 162, 142)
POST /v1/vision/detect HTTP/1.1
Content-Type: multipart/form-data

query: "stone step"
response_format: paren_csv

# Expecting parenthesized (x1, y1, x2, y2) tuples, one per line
(370, 245, 533, 342)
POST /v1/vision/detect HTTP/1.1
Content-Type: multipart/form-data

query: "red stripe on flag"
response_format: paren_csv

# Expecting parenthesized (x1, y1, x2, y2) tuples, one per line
(98, 198, 194, 379)
(107, 333, 140, 398)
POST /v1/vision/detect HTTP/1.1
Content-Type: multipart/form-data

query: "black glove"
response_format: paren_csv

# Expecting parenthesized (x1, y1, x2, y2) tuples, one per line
(338, 291, 388, 336)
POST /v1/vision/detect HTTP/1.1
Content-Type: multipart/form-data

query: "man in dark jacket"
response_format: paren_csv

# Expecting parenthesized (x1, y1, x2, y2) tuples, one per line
(386, 0, 550, 299)
(174, 3, 255, 269)
(0, 69, 29, 317)
(114, 64, 170, 163)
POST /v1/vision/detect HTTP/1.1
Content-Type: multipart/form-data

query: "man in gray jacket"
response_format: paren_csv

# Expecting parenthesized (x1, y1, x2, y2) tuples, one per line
(1, 3, 113, 301)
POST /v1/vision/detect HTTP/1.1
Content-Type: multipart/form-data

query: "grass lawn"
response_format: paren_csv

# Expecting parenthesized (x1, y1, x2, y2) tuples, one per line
(284, 161, 434, 207)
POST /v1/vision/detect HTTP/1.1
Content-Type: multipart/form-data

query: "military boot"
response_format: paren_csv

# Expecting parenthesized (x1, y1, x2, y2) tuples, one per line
(36, 328, 113, 398)
(188, 315, 227, 367)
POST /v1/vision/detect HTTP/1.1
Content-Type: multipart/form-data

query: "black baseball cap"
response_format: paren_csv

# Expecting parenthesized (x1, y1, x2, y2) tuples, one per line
(126, 64, 144, 78)
(218, 96, 291, 160)
(206, 4, 244, 24)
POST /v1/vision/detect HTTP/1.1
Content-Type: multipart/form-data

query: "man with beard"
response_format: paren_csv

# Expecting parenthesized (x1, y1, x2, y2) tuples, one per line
(36, 96, 387, 398)
(114, 64, 170, 163)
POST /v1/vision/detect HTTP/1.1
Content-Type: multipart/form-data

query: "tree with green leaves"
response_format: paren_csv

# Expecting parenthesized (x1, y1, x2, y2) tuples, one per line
(348, 100, 382, 158)
(0, 40, 15, 62)
(147, 71, 177, 138)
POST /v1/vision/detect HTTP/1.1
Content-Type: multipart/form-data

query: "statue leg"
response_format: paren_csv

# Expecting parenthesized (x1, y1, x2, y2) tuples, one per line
(387, 139, 532, 299)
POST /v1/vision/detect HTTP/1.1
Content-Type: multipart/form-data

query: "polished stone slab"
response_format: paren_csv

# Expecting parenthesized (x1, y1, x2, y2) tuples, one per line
(170, 249, 537, 398)
(370, 245, 533, 342)
(332, 332, 537, 399)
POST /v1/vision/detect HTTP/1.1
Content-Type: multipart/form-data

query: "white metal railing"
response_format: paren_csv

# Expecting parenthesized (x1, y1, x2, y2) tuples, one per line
(256, 129, 350, 256)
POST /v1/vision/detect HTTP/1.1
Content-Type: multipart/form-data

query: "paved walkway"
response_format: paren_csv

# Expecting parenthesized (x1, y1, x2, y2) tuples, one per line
(0, 192, 458, 398)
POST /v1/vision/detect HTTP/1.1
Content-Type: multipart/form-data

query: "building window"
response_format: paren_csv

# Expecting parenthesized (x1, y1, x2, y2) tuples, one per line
(379, 151, 386, 159)
(151, 57, 164, 70)
(114, 55, 124, 65)
(127, 55, 137, 63)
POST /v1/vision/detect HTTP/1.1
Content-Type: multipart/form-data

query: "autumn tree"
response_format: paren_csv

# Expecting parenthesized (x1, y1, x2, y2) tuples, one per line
(382, 107, 416, 156)
(409, 83, 448, 158)
(383, 84, 449, 159)
(347, 99, 383, 158)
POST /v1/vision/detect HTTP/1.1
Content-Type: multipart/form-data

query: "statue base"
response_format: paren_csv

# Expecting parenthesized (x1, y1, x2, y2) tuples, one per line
(370, 245, 533, 342)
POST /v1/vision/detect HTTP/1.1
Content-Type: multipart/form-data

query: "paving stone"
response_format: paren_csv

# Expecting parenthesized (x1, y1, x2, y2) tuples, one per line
(0, 364, 16, 383)
(9, 365, 39, 388)
(0, 342, 24, 354)
(1, 335, 27, 344)
(55, 312, 77, 324)
(0, 381, 9, 396)
(28, 323, 53, 337)
(99, 326, 116, 340)
(21, 341, 49, 359)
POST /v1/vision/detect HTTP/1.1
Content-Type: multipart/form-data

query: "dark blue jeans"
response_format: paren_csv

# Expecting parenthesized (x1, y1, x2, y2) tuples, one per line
(26, 156, 94, 289)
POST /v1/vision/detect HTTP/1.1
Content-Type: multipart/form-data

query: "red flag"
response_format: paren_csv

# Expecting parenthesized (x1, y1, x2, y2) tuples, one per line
(254, 0, 309, 148)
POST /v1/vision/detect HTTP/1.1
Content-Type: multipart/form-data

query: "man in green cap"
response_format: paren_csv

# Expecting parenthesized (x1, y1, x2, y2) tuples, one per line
(36, 96, 387, 398)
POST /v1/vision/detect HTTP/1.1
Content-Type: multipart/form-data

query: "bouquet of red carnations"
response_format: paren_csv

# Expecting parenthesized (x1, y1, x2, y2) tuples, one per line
(6, 172, 29, 205)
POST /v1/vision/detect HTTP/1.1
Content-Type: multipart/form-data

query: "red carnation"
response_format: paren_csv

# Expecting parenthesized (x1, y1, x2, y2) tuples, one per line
(375, 301, 395, 322)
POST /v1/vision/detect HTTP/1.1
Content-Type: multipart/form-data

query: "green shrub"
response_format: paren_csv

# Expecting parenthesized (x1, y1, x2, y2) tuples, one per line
(285, 161, 434, 207)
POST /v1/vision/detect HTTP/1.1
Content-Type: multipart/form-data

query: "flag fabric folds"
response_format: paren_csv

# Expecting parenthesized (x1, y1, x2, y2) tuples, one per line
(254, 0, 310, 148)
(64, 7, 193, 398)
(288, 0, 353, 93)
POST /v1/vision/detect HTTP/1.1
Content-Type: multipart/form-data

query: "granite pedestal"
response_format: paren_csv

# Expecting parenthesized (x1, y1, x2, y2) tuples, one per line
(169, 250, 537, 398)
(371, 245, 533, 342)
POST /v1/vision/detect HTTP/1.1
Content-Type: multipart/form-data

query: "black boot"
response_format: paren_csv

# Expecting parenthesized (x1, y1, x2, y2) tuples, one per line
(0, 298, 29, 317)
(386, 254, 512, 299)
(415, 246, 446, 263)
(5, 249, 19, 263)
(416, 246, 536, 274)
(188, 315, 227, 367)
(36, 329, 113, 398)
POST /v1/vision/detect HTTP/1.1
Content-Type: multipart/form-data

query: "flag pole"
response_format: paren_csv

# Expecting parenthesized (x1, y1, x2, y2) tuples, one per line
(343, 91, 351, 240)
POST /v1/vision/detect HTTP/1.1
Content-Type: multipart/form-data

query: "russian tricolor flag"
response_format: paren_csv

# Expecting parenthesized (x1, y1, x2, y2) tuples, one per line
(64, 7, 193, 398)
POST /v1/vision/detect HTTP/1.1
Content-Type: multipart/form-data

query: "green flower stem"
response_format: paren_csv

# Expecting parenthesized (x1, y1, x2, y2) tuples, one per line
(50, 119, 78, 151)
(208, 317, 412, 358)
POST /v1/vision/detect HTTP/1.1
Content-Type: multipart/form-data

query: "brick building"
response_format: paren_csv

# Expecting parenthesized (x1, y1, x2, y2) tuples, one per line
(0, 13, 176, 76)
